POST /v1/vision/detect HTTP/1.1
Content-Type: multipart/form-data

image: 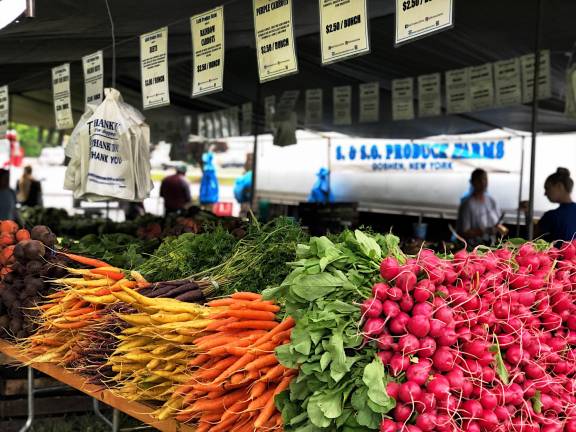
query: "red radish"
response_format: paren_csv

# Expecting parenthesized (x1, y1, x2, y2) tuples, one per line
(387, 286, 403, 301)
(479, 389, 498, 410)
(380, 257, 401, 280)
(418, 393, 436, 414)
(382, 300, 401, 319)
(376, 333, 394, 350)
(428, 319, 446, 337)
(461, 400, 483, 420)
(377, 351, 393, 364)
(399, 381, 423, 403)
(372, 282, 389, 301)
(436, 329, 458, 346)
(418, 337, 436, 357)
(390, 354, 410, 376)
(494, 406, 510, 422)
(379, 419, 397, 432)
(364, 317, 386, 337)
(400, 295, 415, 312)
(434, 307, 454, 325)
(426, 374, 450, 399)
(398, 334, 420, 355)
(389, 313, 410, 335)
(386, 381, 401, 399)
(361, 298, 383, 318)
(414, 285, 432, 302)
(406, 360, 432, 386)
(407, 315, 430, 338)
(432, 347, 454, 372)
(393, 404, 412, 422)
(416, 413, 436, 431)
(396, 271, 417, 292)
(412, 302, 434, 317)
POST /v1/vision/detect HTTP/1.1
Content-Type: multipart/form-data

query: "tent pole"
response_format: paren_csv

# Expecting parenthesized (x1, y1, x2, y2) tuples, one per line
(250, 85, 261, 213)
(527, 0, 544, 240)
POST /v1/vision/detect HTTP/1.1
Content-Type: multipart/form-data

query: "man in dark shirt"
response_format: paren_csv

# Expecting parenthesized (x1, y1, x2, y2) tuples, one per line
(159, 166, 192, 215)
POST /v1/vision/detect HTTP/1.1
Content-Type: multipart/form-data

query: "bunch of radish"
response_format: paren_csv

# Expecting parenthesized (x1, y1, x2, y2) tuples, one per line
(362, 242, 576, 432)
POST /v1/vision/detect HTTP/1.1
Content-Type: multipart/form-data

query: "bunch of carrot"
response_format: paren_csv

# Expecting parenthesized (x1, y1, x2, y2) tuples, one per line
(106, 285, 217, 410)
(23, 255, 143, 364)
(169, 292, 296, 432)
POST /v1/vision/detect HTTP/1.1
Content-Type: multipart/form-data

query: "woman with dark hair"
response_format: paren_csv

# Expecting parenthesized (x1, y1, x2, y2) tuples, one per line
(0, 169, 17, 221)
(535, 167, 576, 241)
(457, 168, 502, 246)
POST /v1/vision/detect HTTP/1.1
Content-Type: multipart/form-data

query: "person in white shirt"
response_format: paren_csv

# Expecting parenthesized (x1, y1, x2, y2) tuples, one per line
(457, 169, 502, 246)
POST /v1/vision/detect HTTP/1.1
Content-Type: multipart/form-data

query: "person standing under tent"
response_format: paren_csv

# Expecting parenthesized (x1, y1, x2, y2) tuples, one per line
(159, 166, 192, 215)
(16, 165, 43, 207)
(528, 168, 576, 242)
(0, 169, 18, 221)
(457, 168, 504, 246)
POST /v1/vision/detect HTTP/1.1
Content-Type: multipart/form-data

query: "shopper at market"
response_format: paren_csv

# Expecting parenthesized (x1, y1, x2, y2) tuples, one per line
(0, 169, 17, 221)
(159, 166, 192, 215)
(457, 168, 502, 246)
(531, 167, 576, 241)
(16, 165, 43, 207)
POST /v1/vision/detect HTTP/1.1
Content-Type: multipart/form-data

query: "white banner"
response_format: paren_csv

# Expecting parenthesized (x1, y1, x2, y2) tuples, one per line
(140, 27, 170, 109)
(446, 68, 470, 114)
(0, 85, 8, 139)
(264, 95, 276, 131)
(521, 50, 552, 104)
(191, 7, 225, 97)
(319, 0, 370, 64)
(242, 102, 253, 136)
(253, 0, 298, 82)
(494, 58, 522, 107)
(469, 63, 494, 111)
(392, 78, 415, 121)
(331, 136, 519, 174)
(359, 82, 379, 123)
(82, 51, 104, 110)
(418, 73, 441, 117)
(305, 88, 323, 127)
(333, 85, 352, 125)
(395, 0, 454, 46)
(52, 63, 74, 130)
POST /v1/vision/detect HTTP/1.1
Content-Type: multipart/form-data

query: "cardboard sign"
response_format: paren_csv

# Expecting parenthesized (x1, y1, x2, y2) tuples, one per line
(52, 63, 74, 130)
(395, 0, 454, 46)
(253, 0, 298, 82)
(418, 73, 441, 117)
(82, 50, 104, 109)
(469, 63, 494, 111)
(140, 27, 170, 109)
(521, 50, 552, 103)
(191, 7, 225, 97)
(392, 78, 415, 121)
(319, 0, 370, 64)
(0, 85, 8, 139)
(446, 68, 470, 114)
(494, 58, 522, 107)
(305, 88, 323, 127)
(359, 82, 379, 123)
(333, 85, 352, 126)
(242, 102, 253, 136)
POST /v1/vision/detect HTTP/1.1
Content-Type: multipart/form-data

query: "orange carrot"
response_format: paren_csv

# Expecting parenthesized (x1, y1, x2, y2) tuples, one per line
(63, 307, 95, 317)
(211, 309, 277, 321)
(90, 268, 125, 280)
(206, 389, 226, 399)
(195, 335, 240, 350)
(221, 320, 279, 331)
(52, 320, 89, 329)
(61, 252, 111, 268)
(271, 329, 293, 344)
(192, 357, 237, 381)
(250, 381, 267, 399)
(214, 353, 257, 384)
(185, 389, 246, 413)
(206, 317, 237, 331)
(231, 292, 263, 301)
(254, 375, 292, 428)
(261, 364, 287, 382)
(248, 387, 275, 411)
(207, 298, 235, 307)
(251, 317, 295, 347)
(245, 354, 278, 372)
(229, 301, 280, 313)
(188, 353, 210, 368)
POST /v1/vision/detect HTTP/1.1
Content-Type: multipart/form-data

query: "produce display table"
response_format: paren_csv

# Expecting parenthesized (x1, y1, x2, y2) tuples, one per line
(0, 339, 195, 432)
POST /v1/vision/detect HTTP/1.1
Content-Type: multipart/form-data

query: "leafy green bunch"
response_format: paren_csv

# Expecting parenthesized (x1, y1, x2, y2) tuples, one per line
(264, 230, 401, 431)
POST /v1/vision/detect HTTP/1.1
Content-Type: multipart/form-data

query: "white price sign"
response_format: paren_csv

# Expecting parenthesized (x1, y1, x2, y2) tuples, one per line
(305, 88, 323, 127)
(52, 63, 74, 130)
(253, 0, 298, 82)
(392, 78, 415, 121)
(0, 85, 8, 139)
(359, 82, 379, 123)
(469, 63, 494, 111)
(521, 50, 551, 104)
(82, 50, 104, 109)
(333, 85, 352, 126)
(191, 7, 225, 97)
(140, 27, 170, 109)
(494, 58, 522, 107)
(319, 0, 370, 65)
(446, 68, 470, 114)
(395, 0, 454, 46)
(418, 73, 441, 117)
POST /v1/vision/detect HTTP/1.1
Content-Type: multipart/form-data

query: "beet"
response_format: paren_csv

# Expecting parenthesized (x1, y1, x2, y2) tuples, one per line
(23, 240, 46, 261)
